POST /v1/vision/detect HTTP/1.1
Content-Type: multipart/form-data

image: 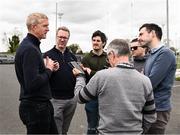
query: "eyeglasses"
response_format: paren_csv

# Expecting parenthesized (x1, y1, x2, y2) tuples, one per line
(141, 45, 148, 48)
(57, 36, 68, 40)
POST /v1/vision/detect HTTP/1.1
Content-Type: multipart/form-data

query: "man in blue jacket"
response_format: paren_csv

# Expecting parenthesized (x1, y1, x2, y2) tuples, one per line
(138, 23, 176, 134)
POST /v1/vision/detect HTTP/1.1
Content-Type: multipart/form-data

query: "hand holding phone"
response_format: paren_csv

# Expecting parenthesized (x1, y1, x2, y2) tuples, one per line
(70, 61, 85, 74)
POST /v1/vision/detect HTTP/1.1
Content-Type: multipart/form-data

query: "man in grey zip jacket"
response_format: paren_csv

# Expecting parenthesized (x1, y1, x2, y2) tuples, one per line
(73, 39, 156, 134)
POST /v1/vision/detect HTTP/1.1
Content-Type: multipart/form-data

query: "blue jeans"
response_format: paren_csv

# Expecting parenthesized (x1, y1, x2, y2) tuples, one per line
(19, 100, 58, 134)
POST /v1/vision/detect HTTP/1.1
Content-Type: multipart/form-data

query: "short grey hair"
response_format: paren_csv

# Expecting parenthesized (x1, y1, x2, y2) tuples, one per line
(107, 39, 130, 56)
(26, 13, 48, 30)
(56, 26, 70, 38)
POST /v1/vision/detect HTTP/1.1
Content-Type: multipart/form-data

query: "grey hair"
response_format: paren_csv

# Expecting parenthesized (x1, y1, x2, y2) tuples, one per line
(26, 13, 48, 30)
(107, 39, 130, 56)
(56, 26, 70, 38)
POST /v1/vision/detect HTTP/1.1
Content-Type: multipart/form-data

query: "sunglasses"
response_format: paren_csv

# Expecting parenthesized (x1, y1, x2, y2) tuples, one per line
(130, 46, 147, 51)
(130, 46, 138, 51)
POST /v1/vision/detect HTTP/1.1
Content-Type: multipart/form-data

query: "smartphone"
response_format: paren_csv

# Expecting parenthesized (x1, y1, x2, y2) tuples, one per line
(70, 61, 85, 74)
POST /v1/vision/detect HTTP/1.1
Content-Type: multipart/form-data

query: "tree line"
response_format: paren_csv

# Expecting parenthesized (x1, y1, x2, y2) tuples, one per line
(2, 32, 179, 55)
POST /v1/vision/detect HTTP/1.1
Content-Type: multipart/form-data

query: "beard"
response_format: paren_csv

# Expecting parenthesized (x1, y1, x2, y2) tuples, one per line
(93, 45, 101, 51)
(140, 41, 150, 48)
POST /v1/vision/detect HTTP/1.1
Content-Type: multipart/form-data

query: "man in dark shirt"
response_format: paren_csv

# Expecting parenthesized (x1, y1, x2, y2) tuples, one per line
(43, 26, 77, 134)
(81, 30, 108, 134)
(15, 12, 59, 134)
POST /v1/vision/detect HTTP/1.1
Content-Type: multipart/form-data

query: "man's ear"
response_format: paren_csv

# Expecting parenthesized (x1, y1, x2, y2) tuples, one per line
(151, 30, 156, 38)
(31, 24, 37, 31)
(111, 51, 115, 60)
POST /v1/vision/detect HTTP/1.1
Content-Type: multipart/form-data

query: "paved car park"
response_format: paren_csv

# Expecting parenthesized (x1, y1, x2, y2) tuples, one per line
(0, 64, 180, 134)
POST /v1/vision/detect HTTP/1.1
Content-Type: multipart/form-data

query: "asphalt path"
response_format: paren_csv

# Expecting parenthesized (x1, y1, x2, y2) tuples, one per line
(0, 64, 180, 134)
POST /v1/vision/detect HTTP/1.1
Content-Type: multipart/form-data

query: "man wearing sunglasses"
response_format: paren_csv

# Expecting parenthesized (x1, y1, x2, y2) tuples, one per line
(130, 38, 149, 73)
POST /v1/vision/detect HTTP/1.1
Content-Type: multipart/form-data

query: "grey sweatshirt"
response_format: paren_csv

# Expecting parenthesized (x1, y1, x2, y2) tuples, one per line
(75, 64, 156, 134)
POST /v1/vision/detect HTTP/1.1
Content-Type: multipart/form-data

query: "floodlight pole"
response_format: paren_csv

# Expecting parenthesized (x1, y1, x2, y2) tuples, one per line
(56, 2, 58, 32)
(58, 13, 64, 26)
(166, 0, 169, 47)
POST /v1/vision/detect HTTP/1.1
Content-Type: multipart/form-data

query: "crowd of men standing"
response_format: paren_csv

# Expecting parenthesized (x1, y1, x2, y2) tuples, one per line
(14, 12, 176, 134)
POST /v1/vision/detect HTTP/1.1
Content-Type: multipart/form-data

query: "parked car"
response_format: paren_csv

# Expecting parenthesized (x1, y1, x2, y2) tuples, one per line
(0, 54, 15, 64)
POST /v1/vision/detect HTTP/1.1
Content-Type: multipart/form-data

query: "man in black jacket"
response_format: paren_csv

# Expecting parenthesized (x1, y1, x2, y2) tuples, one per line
(44, 26, 77, 134)
(15, 12, 59, 134)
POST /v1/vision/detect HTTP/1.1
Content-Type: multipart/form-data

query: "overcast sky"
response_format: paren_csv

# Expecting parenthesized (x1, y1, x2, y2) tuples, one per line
(0, 0, 180, 52)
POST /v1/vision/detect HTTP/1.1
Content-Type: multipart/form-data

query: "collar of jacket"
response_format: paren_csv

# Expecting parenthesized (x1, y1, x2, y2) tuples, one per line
(150, 44, 164, 54)
(116, 63, 134, 69)
(134, 55, 148, 61)
(27, 33, 41, 48)
(89, 50, 107, 57)
(53, 46, 71, 54)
